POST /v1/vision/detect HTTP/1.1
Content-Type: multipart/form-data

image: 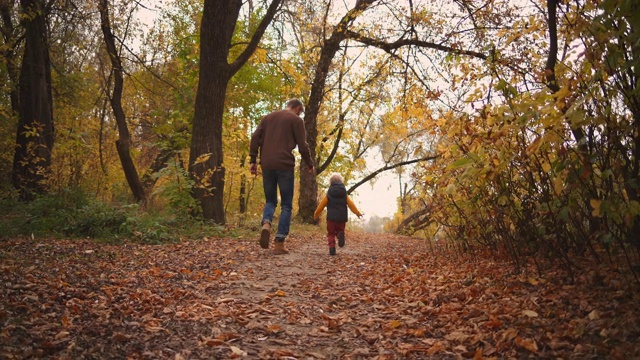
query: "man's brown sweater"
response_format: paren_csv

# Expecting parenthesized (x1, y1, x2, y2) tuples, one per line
(249, 109, 314, 170)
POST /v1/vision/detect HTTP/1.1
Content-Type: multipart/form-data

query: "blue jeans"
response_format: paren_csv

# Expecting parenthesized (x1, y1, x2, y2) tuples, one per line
(262, 169, 294, 240)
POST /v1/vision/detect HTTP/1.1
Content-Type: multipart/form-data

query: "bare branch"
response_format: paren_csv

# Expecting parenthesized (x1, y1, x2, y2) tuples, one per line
(229, 0, 283, 73)
(344, 29, 487, 60)
(347, 155, 438, 194)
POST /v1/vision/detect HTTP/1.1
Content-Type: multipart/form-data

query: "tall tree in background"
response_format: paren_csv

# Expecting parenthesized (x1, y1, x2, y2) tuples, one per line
(0, 0, 19, 120)
(294, 0, 487, 223)
(98, 0, 146, 203)
(0, 1, 20, 185)
(190, 0, 282, 224)
(11, 0, 54, 200)
(296, 0, 378, 223)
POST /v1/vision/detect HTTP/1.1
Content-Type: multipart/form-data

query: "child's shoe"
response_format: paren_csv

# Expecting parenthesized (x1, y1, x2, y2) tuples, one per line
(337, 231, 345, 247)
(329, 247, 336, 255)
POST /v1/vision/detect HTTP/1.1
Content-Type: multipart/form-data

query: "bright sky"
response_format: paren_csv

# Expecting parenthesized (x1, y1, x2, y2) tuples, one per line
(350, 169, 399, 221)
(345, 150, 401, 221)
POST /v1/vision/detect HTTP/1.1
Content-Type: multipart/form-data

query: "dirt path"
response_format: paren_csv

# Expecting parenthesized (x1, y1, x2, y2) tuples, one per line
(1, 232, 639, 359)
(210, 233, 419, 359)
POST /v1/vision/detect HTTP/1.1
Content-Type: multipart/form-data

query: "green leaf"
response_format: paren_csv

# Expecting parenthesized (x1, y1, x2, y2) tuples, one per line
(451, 158, 474, 168)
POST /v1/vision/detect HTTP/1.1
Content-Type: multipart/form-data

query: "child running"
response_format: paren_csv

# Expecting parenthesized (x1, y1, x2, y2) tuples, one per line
(314, 173, 363, 255)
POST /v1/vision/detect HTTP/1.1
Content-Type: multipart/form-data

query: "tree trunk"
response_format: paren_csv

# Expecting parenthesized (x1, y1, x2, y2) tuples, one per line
(298, 172, 319, 222)
(297, 0, 489, 222)
(188, 0, 238, 224)
(298, 39, 340, 223)
(141, 148, 178, 191)
(298, 0, 379, 223)
(1, 3, 19, 119)
(190, 0, 281, 224)
(239, 156, 247, 214)
(299, 23, 356, 222)
(545, 0, 605, 244)
(11, 0, 53, 200)
(98, 0, 146, 203)
(620, 10, 640, 249)
(190, 67, 228, 223)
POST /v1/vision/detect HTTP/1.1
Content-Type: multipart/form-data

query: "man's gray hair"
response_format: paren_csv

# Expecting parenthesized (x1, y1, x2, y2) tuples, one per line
(286, 98, 304, 112)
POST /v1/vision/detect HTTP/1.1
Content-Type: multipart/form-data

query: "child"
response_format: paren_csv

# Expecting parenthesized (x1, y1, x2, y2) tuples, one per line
(314, 173, 363, 255)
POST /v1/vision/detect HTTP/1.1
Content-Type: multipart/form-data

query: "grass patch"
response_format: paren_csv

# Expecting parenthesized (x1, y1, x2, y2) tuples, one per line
(0, 189, 229, 243)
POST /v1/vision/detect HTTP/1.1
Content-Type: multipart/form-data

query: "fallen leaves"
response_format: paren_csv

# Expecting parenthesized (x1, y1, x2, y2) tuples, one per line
(1, 234, 640, 359)
(515, 336, 538, 353)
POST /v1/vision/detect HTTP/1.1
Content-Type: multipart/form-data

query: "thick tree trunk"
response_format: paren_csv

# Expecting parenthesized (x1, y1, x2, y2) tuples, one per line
(298, 166, 319, 223)
(190, 69, 228, 223)
(98, 0, 146, 203)
(188, 0, 240, 224)
(12, 0, 53, 200)
(190, 0, 281, 224)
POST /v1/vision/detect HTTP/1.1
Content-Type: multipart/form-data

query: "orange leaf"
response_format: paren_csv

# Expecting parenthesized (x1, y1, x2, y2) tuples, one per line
(515, 336, 538, 353)
(111, 332, 129, 342)
(484, 316, 502, 329)
(388, 320, 403, 329)
(61, 315, 72, 327)
(266, 324, 282, 334)
(426, 341, 446, 355)
(202, 338, 225, 346)
(406, 328, 426, 337)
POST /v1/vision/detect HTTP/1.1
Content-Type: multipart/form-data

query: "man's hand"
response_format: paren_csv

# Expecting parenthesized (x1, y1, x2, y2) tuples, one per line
(308, 166, 315, 175)
(250, 163, 258, 175)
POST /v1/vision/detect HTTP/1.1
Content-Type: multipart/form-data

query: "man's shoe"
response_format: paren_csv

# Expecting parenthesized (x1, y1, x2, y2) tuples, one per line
(260, 222, 271, 249)
(273, 240, 289, 255)
(337, 231, 345, 247)
(329, 247, 336, 256)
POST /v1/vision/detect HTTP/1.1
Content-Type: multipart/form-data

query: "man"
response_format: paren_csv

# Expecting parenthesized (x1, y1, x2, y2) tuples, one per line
(250, 98, 315, 255)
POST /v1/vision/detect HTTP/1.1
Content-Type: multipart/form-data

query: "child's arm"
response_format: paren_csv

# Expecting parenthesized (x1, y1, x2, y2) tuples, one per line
(346, 196, 363, 217)
(314, 195, 329, 219)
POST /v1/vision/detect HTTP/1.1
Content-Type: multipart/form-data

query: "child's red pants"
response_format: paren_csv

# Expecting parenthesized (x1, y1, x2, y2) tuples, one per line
(326, 220, 346, 248)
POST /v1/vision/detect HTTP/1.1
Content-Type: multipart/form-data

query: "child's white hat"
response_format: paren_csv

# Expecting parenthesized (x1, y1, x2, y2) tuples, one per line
(329, 173, 344, 184)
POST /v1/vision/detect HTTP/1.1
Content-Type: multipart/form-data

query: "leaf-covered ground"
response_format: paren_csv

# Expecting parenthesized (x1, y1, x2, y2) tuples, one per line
(1, 232, 639, 359)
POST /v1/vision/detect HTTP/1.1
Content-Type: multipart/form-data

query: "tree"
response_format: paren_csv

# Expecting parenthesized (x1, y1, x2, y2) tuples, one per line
(291, 0, 488, 223)
(0, 0, 19, 120)
(297, 0, 378, 223)
(189, 0, 282, 224)
(98, 0, 146, 203)
(11, 0, 54, 200)
(0, 1, 20, 186)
